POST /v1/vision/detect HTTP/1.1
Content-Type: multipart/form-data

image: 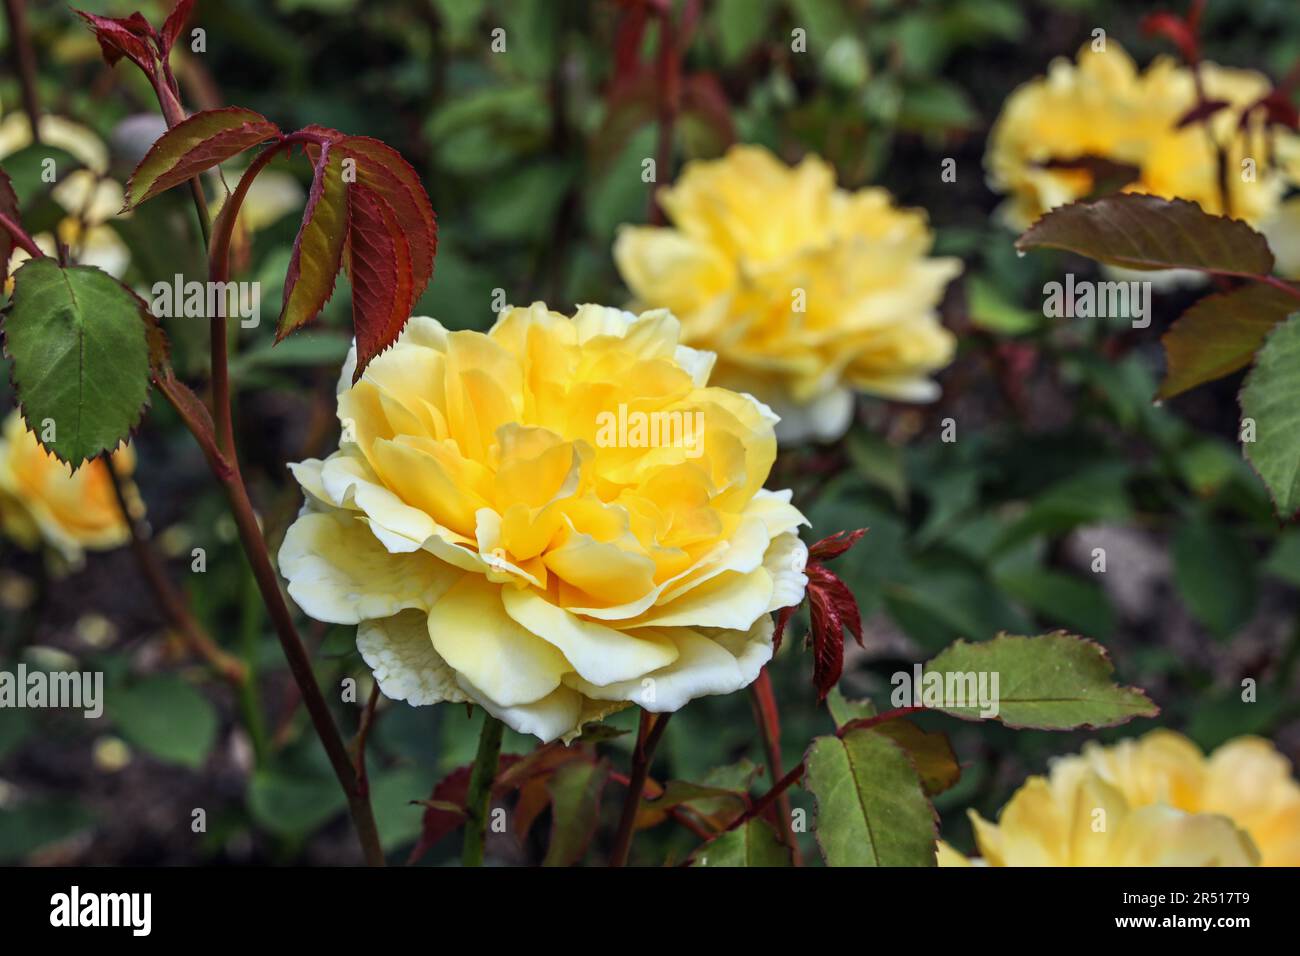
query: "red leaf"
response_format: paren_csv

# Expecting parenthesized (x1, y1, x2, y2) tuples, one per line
(808, 528, 867, 562)
(346, 184, 415, 376)
(125, 107, 281, 209)
(277, 141, 349, 341)
(807, 585, 844, 701)
(680, 72, 735, 145)
(772, 604, 796, 655)
(75, 9, 158, 75)
(406, 765, 470, 865)
(1141, 11, 1199, 63)
(161, 0, 196, 56)
(407, 753, 525, 865)
(808, 565, 863, 648)
(302, 129, 437, 297)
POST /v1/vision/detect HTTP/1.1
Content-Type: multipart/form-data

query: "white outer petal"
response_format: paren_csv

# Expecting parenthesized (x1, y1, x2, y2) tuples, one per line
(357, 610, 467, 706)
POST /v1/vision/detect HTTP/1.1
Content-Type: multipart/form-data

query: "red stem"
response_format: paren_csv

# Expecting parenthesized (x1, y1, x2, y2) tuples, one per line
(0, 210, 43, 259)
(748, 669, 801, 864)
(609, 710, 671, 866)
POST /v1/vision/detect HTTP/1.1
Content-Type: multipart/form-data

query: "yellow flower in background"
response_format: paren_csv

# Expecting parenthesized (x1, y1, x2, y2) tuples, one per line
(987, 42, 1296, 230)
(0, 411, 136, 565)
(614, 145, 960, 444)
(1054, 730, 1300, 866)
(0, 111, 130, 280)
(940, 765, 1259, 866)
(279, 305, 809, 743)
(941, 730, 1299, 866)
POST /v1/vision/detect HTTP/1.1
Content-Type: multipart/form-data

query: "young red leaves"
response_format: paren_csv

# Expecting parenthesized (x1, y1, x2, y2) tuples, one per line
(124, 108, 282, 209)
(774, 529, 868, 701)
(121, 114, 438, 379)
(296, 127, 438, 375)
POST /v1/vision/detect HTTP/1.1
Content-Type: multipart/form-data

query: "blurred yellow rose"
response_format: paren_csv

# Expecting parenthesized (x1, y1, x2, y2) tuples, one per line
(941, 730, 1299, 866)
(279, 305, 809, 742)
(1051, 730, 1300, 866)
(0, 111, 130, 280)
(614, 145, 960, 444)
(0, 410, 135, 565)
(987, 42, 1295, 230)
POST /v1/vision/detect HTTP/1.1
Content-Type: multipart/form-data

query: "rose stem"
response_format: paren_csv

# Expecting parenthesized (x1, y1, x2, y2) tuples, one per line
(461, 713, 506, 866)
(144, 63, 382, 862)
(748, 669, 801, 864)
(609, 710, 671, 866)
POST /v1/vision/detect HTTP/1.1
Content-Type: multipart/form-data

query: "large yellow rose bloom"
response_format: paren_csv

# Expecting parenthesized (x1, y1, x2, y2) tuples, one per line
(941, 730, 1299, 866)
(987, 42, 1294, 230)
(279, 305, 809, 742)
(0, 410, 135, 565)
(614, 145, 960, 444)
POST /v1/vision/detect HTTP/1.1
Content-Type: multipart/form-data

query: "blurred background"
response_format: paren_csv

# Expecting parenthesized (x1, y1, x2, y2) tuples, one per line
(1, 0, 1298, 865)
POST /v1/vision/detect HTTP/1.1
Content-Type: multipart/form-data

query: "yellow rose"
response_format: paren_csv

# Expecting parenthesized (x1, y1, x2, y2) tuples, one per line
(279, 305, 809, 743)
(987, 42, 1294, 230)
(0, 410, 135, 565)
(941, 730, 1300, 866)
(940, 765, 1259, 866)
(0, 111, 129, 280)
(1051, 730, 1300, 866)
(614, 145, 960, 444)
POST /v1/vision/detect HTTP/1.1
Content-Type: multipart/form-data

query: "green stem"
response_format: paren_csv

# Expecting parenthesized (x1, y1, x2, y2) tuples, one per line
(461, 714, 505, 867)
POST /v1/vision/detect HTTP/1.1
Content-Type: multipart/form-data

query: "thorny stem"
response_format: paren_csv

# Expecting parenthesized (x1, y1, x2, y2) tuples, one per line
(461, 714, 505, 867)
(748, 669, 801, 864)
(609, 710, 672, 866)
(105, 463, 247, 686)
(350, 682, 382, 791)
(3, 0, 42, 145)
(149, 110, 382, 862)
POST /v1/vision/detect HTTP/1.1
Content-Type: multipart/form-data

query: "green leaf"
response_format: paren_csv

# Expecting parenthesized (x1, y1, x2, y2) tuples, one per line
(1263, 530, 1300, 587)
(1241, 314, 1300, 517)
(543, 759, 609, 867)
(249, 771, 348, 839)
(827, 686, 876, 727)
(690, 818, 791, 867)
(805, 730, 937, 866)
(966, 274, 1041, 335)
(3, 259, 153, 467)
(921, 632, 1157, 729)
(126, 107, 280, 209)
(1016, 195, 1274, 276)
(110, 675, 218, 769)
(1159, 287, 1297, 399)
(996, 568, 1115, 639)
(1172, 517, 1257, 638)
(715, 0, 776, 63)
(0, 798, 96, 863)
